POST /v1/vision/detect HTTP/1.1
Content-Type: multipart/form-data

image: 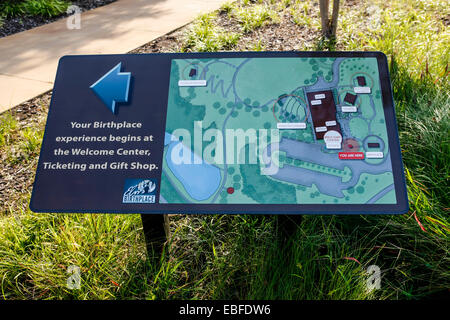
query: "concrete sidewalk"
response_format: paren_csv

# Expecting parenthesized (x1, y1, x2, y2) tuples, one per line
(0, 0, 226, 113)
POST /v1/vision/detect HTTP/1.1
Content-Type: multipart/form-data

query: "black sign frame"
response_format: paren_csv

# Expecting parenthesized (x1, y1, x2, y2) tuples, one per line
(30, 51, 409, 215)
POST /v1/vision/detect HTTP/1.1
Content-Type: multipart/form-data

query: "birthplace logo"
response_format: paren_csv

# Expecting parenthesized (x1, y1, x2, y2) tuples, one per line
(123, 179, 157, 204)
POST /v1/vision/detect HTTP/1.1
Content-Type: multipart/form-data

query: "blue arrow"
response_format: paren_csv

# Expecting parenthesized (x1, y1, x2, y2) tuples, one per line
(90, 62, 131, 114)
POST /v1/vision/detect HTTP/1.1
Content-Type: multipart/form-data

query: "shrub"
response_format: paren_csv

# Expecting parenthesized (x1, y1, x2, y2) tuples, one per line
(233, 4, 279, 33)
(182, 13, 241, 52)
(23, 0, 69, 17)
(0, 0, 70, 18)
(0, 0, 27, 17)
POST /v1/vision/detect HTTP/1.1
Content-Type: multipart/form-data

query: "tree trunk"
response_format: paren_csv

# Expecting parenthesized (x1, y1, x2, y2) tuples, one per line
(319, 0, 330, 38)
(319, 0, 340, 38)
(330, 0, 340, 36)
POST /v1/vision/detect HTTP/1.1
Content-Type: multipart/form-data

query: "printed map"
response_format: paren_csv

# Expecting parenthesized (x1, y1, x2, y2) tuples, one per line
(160, 57, 396, 205)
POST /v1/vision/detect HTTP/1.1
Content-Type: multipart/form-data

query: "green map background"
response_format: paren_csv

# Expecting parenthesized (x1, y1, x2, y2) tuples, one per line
(160, 57, 396, 205)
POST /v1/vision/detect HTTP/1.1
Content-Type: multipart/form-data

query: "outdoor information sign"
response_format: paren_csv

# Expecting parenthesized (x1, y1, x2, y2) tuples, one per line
(30, 52, 409, 214)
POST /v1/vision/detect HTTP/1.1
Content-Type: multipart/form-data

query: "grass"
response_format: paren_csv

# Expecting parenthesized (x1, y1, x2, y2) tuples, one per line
(219, 1, 235, 15)
(0, 0, 449, 299)
(0, 213, 150, 299)
(232, 3, 280, 33)
(182, 0, 281, 52)
(0, 111, 43, 165)
(289, 0, 320, 30)
(0, 0, 70, 18)
(250, 39, 265, 51)
(0, 113, 18, 147)
(181, 13, 241, 52)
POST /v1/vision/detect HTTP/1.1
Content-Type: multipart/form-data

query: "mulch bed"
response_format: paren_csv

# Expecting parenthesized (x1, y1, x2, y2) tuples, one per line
(0, 0, 117, 38)
(130, 7, 322, 54)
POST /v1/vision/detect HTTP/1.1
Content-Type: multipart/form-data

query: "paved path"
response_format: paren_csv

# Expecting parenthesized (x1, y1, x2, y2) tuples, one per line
(0, 0, 227, 113)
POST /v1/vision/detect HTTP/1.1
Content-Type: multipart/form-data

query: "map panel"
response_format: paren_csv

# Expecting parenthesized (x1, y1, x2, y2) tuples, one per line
(160, 57, 396, 205)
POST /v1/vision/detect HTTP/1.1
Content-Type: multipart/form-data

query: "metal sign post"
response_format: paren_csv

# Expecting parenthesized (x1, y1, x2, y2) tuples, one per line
(141, 214, 170, 260)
